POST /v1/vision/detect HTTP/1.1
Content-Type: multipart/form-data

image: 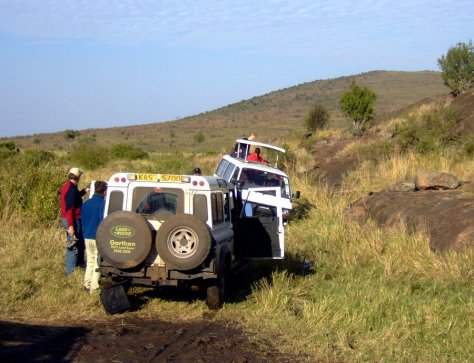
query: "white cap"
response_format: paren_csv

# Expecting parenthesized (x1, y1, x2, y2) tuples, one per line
(68, 167, 83, 177)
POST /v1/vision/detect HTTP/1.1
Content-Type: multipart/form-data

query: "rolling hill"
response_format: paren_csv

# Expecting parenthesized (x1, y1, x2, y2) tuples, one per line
(8, 70, 449, 153)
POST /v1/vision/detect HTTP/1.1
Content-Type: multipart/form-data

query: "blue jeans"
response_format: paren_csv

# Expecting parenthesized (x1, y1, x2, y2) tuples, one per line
(61, 218, 85, 275)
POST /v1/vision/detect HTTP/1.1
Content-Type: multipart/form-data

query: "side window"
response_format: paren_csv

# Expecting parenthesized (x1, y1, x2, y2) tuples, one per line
(107, 190, 124, 215)
(215, 159, 229, 177)
(231, 167, 240, 182)
(223, 162, 236, 181)
(193, 194, 208, 222)
(211, 193, 224, 225)
(223, 193, 231, 222)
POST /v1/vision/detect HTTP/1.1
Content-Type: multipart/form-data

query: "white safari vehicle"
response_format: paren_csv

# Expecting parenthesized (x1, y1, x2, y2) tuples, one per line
(96, 172, 288, 310)
(215, 139, 297, 223)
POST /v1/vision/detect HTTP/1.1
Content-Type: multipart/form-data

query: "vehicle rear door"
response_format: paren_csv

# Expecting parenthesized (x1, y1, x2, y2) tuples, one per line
(234, 187, 284, 259)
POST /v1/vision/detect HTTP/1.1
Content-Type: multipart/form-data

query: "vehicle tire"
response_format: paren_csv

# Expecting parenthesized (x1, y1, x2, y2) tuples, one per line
(96, 211, 153, 269)
(156, 214, 212, 271)
(206, 271, 228, 310)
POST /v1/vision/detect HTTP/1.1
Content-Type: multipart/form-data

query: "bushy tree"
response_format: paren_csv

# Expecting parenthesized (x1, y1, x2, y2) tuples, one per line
(438, 40, 474, 95)
(340, 80, 377, 137)
(69, 143, 109, 170)
(63, 129, 81, 141)
(194, 132, 205, 145)
(304, 103, 330, 132)
(109, 143, 148, 160)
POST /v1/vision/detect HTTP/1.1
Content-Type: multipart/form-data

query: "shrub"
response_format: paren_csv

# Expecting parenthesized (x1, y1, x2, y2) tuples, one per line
(109, 143, 148, 161)
(69, 143, 109, 170)
(395, 106, 459, 154)
(0, 150, 64, 224)
(304, 103, 330, 132)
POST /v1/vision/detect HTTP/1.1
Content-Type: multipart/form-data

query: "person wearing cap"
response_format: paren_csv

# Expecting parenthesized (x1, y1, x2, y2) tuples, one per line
(82, 180, 107, 293)
(60, 167, 88, 275)
(193, 167, 202, 176)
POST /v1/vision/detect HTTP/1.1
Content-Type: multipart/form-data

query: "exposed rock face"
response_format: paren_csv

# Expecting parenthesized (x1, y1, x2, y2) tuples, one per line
(348, 180, 474, 251)
(415, 170, 460, 190)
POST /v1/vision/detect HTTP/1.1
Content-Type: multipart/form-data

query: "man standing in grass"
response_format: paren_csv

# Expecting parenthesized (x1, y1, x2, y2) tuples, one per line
(82, 180, 107, 293)
(60, 167, 88, 275)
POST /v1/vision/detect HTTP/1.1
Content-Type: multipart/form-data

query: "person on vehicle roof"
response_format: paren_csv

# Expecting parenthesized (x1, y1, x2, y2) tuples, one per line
(60, 167, 89, 275)
(231, 132, 257, 158)
(247, 147, 269, 164)
(82, 180, 107, 293)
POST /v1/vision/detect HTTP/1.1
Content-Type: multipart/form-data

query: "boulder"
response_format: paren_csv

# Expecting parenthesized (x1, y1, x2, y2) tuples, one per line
(415, 170, 460, 190)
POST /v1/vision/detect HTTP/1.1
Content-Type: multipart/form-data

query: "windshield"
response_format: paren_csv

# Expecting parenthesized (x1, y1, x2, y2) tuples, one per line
(240, 168, 291, 199)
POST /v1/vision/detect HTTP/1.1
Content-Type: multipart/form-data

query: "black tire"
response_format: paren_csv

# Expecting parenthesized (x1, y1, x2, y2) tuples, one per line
(156, 214, 212, 271)
(97, 211, 153, 269)
(206, 272, 228, 310)
(206, 284, 223, 310)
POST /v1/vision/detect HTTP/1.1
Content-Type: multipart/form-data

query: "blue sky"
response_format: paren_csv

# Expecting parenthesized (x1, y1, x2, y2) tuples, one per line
(0, 1, 473, 137)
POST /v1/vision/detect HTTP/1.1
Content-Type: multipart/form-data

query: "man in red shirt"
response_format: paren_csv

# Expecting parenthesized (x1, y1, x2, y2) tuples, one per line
(60, 167, 89, 275)
(247, 147, 268, 163)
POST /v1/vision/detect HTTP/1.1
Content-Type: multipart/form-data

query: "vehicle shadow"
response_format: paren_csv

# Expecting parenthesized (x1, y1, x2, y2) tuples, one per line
(0, 320, 89, 362)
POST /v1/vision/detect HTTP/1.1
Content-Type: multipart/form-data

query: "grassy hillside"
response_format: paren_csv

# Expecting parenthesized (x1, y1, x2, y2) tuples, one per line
(8, 71, 448, 153)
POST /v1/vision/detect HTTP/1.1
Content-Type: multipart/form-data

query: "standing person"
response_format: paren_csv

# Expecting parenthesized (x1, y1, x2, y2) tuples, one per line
(82, 181, 107, 293)
(232, 132, 257, 158)
(193, 167, 202, 176)
(60, 167, 88, 275)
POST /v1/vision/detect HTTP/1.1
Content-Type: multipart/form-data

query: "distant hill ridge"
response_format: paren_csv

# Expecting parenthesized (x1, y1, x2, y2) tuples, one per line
(9, 70, 449, 152)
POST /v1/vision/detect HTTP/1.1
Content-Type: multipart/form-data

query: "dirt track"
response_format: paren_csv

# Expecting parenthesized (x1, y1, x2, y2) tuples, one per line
(0, 316, 300, 363)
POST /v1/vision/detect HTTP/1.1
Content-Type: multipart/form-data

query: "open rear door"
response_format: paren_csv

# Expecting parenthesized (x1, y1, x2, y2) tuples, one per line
(234, 187, 284, 259)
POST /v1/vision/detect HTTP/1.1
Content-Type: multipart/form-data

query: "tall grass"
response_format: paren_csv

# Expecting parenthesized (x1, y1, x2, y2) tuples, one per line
(1, 135, 473, 361)
(225, 179, 474, 361)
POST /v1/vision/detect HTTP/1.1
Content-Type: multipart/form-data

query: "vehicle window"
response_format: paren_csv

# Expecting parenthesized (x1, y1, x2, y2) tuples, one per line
(223, 193, 231, 222)
(241, 168, 291, 199)
(193, 194, 208, 222)
(223, 162, 236, 181)
(107, 190, 124, 215)
(211, 193, 224, 225)
(215, 159, 229, 177)
(132, 187, 184, 214)
(231, 167, 240, 180)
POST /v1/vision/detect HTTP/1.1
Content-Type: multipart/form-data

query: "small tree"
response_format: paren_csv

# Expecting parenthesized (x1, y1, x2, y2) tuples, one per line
(304, 103, 330, 132)
(193, 132, 205, 153)
(340, 80, 377, 137)
(63, 129, 81, 141)
(438, 40, 474, 95)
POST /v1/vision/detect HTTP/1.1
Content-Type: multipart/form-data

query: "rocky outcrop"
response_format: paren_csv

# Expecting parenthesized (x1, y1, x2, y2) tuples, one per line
(415, 170, 460, 190)
(347, 176, 474, 252)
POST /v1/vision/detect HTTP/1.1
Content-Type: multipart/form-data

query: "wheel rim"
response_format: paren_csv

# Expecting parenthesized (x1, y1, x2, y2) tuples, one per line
(167, 226, 199, 259)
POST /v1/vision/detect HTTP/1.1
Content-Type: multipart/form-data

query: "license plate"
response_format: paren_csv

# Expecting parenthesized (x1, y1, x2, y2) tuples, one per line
(160, 174, 181, 182)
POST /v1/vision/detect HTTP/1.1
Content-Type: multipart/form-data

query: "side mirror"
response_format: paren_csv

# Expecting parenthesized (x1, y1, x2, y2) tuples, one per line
(292, 191, 301, 200)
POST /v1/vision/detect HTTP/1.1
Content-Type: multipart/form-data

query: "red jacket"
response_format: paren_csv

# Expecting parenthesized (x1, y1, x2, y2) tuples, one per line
(60, 180, 85, 227)
(247, 153, 268, 163)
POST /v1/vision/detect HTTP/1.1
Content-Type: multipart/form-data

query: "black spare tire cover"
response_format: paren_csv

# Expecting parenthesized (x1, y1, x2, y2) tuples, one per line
(156, 213, 212, 271)
(97, 211, 153, 269)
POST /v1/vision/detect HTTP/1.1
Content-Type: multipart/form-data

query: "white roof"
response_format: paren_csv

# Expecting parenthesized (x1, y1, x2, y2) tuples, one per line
(235, 139, 285, 153)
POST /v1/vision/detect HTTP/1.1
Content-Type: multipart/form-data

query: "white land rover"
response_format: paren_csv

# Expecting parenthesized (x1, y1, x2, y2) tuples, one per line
(96, 172, 288, 310)
(215, 139, 297, 223)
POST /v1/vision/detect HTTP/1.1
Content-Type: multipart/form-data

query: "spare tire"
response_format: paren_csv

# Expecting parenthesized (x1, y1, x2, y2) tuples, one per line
(97, 211, 153, 269)
(156, 214, 212, 271)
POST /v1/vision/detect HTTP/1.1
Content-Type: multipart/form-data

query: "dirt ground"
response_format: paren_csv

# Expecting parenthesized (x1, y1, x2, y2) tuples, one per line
(0, 315, 300, 363)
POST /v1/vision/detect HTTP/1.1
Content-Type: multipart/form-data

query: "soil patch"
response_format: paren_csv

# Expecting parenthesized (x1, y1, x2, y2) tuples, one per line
(0, 317, 302, 363)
